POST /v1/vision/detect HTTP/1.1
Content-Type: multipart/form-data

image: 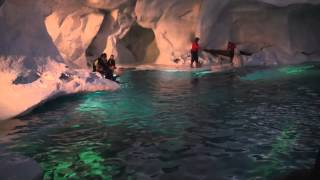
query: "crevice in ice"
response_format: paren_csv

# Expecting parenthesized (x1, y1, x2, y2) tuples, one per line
(118, 23, 159, 64)
(86, 10, 113, 66)
(12, 71, 40, 85)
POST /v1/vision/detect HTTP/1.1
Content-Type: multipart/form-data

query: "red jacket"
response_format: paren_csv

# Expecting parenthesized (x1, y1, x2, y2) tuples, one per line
(227, 42, 236, 52)
(191, 42, 199, 52)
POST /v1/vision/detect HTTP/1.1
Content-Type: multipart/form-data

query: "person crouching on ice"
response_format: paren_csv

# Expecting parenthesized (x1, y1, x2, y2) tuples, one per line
(107, 54, 119, 81)
(191, 37, 200, 68)
(107, 54, 116, 72)
(92, 53, 114, 80)
(93, 53, 108, 76)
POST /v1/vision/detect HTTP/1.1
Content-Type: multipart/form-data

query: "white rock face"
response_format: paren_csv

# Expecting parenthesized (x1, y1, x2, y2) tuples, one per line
(1, 0, 320, 120)
(84, 0, 131, 10)
(45, 1, 104, 67)
(0, 0, 62, 69)
(135, 0, 201, 65)
(1, 0, 319, 68)
(259, 0, 320, 6)
(134, 0, 320, 65)
(0, 0, 120, 120)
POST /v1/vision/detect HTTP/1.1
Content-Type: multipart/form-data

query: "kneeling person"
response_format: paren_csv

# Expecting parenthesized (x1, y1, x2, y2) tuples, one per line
(93, 53, 108, 75)
(107, 55, 116, 71)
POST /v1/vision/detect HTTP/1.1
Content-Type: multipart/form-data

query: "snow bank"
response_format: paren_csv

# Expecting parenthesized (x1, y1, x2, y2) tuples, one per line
(242, 47, 309, 66)
(0, 58, 119, 121)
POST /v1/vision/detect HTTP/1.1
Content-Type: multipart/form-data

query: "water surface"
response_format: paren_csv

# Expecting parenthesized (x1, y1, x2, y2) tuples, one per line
(1, 63, 320, 180)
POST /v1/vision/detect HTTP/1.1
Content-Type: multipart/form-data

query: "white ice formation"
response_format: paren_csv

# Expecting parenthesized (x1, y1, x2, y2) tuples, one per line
(0, 0, 320, 119)
(0, 58, 119, 120)
(2, 0, 319, 67)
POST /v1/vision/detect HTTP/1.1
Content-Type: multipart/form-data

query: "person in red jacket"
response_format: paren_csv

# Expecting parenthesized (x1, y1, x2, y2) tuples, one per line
(227, 41, 236, 51)
(227, 41, 236, 62)
(191, 37, 200, 68)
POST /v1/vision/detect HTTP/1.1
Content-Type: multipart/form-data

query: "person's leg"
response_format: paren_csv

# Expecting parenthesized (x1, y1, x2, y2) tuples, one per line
(191, 52, 198, 68)
(191, 52, 195, 67)
(195, 54, 200, 67)
(230, 52, 234, 65)
(104, 68, 113, 80)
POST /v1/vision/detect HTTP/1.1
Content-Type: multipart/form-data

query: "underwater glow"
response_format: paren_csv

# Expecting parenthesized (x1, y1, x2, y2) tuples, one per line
(193, 70, 214, 78)
(79, 149, 109, 179)
(252, 123, 298, 178)
(278, 65, 314, 75)
(241, 64, 318, 81)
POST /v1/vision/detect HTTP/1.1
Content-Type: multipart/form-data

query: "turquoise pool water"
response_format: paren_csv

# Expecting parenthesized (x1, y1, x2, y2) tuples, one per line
(1, 63, 320, 180)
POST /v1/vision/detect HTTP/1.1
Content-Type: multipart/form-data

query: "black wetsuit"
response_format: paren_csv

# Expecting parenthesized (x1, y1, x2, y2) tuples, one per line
(93, 57, 111, 78)
(191, 51, 199, 64)
(104, 67, 114, 80)
(106, 58, 117, 81)
(107, 58, 116, 68)
(94, 58, 107, 70)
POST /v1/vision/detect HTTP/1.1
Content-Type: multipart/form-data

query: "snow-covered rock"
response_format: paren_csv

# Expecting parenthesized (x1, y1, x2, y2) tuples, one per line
(0, 58, 119, 121)
(1, 0, 320, 68)
(242, 47, 309, 66)
(0, 0, 62, 69)
(135, 0, 201, 64)
(84, 0, 131, 10)
(45, 1, 105, 67)
(134, 0, 320, 65)
(0, 0, 121, 120)
(259, 0, 320, 6)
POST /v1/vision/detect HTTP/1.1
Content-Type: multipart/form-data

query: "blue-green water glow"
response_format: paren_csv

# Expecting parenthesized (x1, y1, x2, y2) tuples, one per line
(241, 64, 319, 81)
(1, 63, 320, 180)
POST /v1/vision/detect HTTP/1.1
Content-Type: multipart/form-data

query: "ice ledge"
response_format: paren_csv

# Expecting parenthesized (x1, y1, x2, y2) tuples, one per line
(0, 59, 120, 121)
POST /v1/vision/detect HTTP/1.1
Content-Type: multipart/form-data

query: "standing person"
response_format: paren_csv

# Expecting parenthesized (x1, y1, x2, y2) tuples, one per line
(191, 37, 200, 68)
(227, 41, 236, 63)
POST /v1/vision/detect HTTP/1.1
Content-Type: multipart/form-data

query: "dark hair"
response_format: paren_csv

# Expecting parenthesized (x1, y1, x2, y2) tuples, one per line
(194, 37, 200, 42)
(101, 53, 107, 58)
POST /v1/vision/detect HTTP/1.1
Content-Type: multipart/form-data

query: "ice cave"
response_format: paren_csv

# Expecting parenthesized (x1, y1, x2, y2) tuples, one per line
(0, 0, 320, 179)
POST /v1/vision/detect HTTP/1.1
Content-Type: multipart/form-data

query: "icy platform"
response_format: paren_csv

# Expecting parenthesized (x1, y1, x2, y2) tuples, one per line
(0, 60, 120, 121)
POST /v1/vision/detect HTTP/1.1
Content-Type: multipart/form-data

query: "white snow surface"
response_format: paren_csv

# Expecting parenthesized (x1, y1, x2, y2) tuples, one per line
(0, 58, 119, 121)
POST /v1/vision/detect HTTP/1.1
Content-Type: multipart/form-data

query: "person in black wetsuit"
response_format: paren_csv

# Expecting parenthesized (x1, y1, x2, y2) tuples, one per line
(107, 54, 119, 81)
(107, 55, 116, 71)
(93, 53, 108, 74)
(93, 53, 115, 80)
